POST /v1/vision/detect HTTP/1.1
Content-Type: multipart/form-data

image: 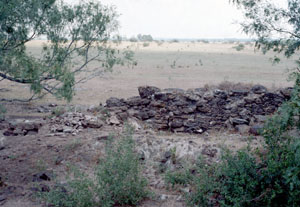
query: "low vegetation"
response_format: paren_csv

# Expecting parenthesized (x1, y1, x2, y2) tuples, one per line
(233, 43, 245, 51)
(39, 126, 149, 207)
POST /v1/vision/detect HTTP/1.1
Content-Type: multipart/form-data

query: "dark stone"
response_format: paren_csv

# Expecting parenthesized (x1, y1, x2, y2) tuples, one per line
(154, 92, 169, 101)
(164, 151, 172, 160)
(229, 118, 249, 126)
(138, 86, 161, 99)
(126, 96, 150, 106)
(251, 85, 267, 94)
(32, 171, 53, 182)
(82, 119, 103, 128)
(106, 97, 125, 107)
(169, 119, 183, 128)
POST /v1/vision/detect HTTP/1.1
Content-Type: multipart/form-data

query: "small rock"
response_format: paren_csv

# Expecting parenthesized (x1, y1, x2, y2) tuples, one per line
(160, 194, 168, 201)
(229, 118, 249, 126)
(107, 115, 120, 125)
(32, 171, 53, 182)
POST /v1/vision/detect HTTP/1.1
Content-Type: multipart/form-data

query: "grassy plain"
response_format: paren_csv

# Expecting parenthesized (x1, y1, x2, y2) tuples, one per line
(0, 41, 296, 105)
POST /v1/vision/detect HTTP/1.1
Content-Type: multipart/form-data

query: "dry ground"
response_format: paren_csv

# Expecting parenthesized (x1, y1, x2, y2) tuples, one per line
(0, 41, 296, 105)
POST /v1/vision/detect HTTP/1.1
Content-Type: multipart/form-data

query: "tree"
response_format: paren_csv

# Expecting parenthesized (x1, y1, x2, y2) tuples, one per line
(0, 0, 133, 102)
(137, 34, 153, 42)
(231, 0, 300, 73)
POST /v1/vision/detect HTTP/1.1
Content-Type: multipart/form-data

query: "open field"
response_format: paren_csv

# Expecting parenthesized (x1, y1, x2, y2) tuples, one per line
(0, 41, 296, 105)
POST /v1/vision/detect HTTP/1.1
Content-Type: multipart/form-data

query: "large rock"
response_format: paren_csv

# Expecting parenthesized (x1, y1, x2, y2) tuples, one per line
(138, 86, 161, 99)
(4, 119, 43, 136)
(251, 85, 267, 94)
(106, 97, 125, 107)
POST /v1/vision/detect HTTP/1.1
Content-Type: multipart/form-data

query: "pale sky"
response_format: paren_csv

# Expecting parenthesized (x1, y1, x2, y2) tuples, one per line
(100, 0, 247, 39)
(66, 0, 286, 39)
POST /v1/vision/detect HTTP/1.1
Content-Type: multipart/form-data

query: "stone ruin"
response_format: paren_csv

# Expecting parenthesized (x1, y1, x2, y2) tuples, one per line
(105, 85, 293, 134)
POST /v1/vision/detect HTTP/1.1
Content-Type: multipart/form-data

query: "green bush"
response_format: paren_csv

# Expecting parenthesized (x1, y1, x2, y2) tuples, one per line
(187, 77, 300, 206)
(142, 42, 150, 47)
(164, 168, 193, 188)
(233, 43, 245, 51)
(41, 126, 149, 207)
(95, 127, 148, 206)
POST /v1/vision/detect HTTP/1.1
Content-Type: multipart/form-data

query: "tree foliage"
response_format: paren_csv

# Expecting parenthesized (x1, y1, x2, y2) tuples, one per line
(0, 0, 133, 101)
(231, 0, 300, 62)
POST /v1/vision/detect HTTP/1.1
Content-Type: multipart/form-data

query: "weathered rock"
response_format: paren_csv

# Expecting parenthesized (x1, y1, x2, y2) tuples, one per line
(82, 119, 103, 128)
(106, 97, 125, 107)
(251, 85, 267, 94)
(229, 118, 249, 126)
(138, 86, 161, 99)
(107, 115, 121, 125)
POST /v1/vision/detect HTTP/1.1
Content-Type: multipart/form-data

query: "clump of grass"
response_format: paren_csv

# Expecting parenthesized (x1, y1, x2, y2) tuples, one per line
(233, 43, 245, 51)
(142, 42, 150, 47)
(40, 126, 149, 207)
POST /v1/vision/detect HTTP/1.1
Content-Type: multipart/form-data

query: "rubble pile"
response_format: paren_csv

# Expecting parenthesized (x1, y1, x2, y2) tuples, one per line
(49, 112, 104, 135)
(105, 85, 292, 133)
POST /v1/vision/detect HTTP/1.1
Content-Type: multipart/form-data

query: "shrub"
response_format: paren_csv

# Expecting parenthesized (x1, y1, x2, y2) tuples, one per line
(233, 43, 245, 51)
(142, 42, 150, 47)
(40, 126, 149, 207)
(95, 127, 149, 206)
(164, 168, 193, 188)
(186, 77, 300, 207)
(129, 37, 138, 42)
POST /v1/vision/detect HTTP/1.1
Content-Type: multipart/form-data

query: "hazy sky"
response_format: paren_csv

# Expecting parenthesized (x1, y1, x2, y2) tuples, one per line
(66, 0, 286, 39)
(97, 0, 249, 39)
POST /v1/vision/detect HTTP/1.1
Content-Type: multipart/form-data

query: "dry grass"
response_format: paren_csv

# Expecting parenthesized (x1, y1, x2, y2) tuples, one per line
(0, 41, 296, 105)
